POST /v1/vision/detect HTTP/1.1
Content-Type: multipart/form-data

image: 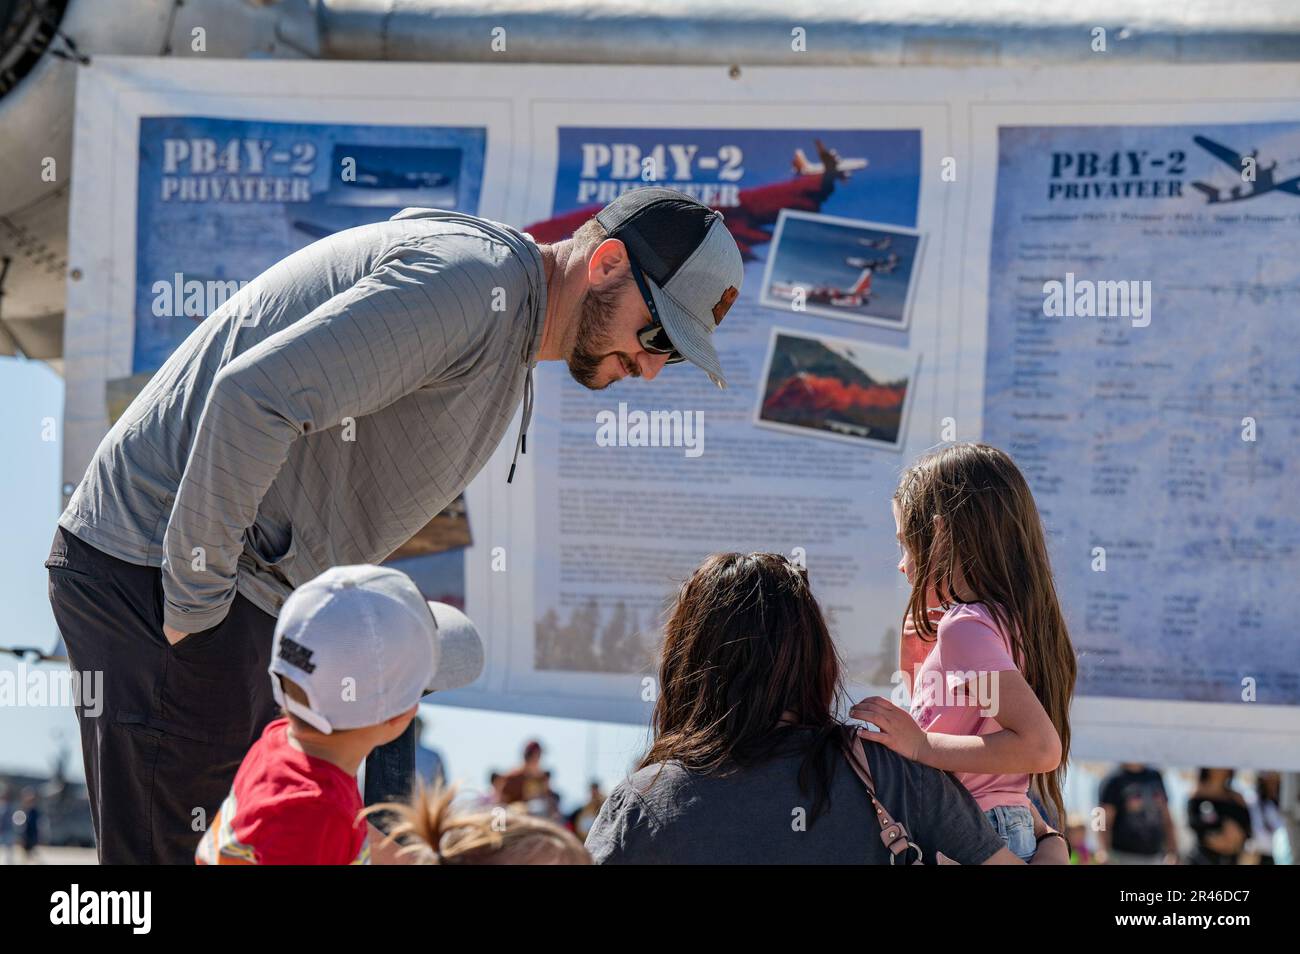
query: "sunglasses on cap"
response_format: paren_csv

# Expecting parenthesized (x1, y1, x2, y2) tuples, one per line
(627, 251, 685, 365)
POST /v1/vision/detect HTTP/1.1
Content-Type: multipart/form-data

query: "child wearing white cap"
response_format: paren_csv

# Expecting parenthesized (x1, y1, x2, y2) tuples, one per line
(196, 564, 484, 865)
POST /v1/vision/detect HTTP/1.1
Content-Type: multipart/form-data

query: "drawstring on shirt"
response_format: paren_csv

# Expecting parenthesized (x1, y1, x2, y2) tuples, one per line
(507, 237, 545, 485)
(507, 366, 533, 484)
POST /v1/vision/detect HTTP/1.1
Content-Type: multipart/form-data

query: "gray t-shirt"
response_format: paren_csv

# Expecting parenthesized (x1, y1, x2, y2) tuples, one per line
(585, 729, 1007, 864)
(61, 208, 545, 632)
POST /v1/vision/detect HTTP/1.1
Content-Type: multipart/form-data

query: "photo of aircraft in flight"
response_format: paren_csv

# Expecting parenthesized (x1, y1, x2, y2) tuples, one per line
(285, 144, 467, 238)
(769, 270, 875, 308)
(770, 251, 899, 309)
(352, 167, 451, 190)
(1189, 135, 1300, 203)
(825, 419, 872, 438)
(759, 208, 922, 328)
(755, 329, 916, 449)
(845, 251, 900, 273)
(327, 143, 462, 208)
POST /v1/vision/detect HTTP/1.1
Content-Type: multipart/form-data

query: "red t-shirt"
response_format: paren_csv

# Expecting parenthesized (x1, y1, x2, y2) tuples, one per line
(196, 718, 368, 865)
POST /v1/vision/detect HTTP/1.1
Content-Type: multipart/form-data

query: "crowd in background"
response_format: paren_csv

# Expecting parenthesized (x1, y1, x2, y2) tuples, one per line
(1075, 763, 1290, 866)
(411, 732, 606, 845)
(0, 745, 1291, 864)
(402, 732, 1291, 866)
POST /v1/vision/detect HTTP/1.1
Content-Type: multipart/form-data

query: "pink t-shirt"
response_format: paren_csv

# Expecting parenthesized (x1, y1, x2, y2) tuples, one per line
(908, 602, 1030, 811)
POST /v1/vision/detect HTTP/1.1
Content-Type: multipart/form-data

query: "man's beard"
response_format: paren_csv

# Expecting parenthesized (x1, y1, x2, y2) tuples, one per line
(567, 273, 632, 390)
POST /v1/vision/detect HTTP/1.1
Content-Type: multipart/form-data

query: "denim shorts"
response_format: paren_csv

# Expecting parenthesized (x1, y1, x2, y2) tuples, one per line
(984, 805, 1036, 862)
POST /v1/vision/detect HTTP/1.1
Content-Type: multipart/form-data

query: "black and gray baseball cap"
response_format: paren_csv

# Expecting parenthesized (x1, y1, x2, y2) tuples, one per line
(596, 188, 743, 388)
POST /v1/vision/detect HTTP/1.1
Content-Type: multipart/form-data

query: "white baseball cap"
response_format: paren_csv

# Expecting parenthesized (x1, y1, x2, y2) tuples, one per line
(269, 564, 484, 734)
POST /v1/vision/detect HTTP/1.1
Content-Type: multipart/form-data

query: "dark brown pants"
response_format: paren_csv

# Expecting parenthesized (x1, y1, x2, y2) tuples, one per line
(45, 526, 279, 864)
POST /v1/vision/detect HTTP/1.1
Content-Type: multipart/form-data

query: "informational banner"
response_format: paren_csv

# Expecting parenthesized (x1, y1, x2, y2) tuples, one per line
(132, 116, 484, 372)
(66, 58, 1300, 768)
(983, 122, 1300, 708)
(528, 126, 922, 684)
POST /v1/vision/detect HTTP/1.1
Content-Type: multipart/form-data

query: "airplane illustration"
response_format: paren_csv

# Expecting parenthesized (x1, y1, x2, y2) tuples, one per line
(771, 266, 880, 308)
(792, 138, 868, 179)
(351, 166, 450, 190)
(857, 236, 892, 251)
(826, 419, 871, 438)
(526, 139, 863, 257)
(844, 251, 900, 273)
(1189, 135, 1300, 203)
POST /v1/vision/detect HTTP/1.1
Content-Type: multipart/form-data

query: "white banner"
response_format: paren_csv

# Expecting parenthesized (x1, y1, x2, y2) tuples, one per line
(66, 58, 1300, 768)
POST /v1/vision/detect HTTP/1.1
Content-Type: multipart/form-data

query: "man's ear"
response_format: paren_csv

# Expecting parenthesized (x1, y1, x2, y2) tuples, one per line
(587, 237, 629, 289)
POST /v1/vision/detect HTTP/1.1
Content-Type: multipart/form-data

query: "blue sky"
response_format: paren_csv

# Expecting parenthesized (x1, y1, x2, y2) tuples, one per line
(0, 357, 645, 810)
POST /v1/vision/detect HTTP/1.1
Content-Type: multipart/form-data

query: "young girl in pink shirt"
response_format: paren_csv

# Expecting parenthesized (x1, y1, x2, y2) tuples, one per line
(853, 443, 1076, 861)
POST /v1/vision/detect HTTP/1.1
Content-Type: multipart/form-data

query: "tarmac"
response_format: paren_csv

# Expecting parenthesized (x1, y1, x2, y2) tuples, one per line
(1, 845, 97, 864)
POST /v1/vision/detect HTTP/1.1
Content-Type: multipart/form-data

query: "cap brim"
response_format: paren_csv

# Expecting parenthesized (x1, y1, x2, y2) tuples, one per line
(269, 669, 335, 734)
(648, 282, 728, 389)
(424, 601, 485, 694)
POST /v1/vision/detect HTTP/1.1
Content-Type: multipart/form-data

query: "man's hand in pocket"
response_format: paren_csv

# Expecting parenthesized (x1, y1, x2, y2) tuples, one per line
(163, 624, 189, 646)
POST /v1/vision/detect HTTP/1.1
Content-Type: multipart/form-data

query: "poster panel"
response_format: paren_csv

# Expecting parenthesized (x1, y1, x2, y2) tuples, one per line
(984, 121, 1300, 708)
(65, 59, 1300, 766)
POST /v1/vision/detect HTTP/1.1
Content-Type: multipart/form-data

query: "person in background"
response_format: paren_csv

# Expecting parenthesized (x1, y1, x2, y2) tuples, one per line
(19, 789, 41, 863)
(1244, 771, 1284, 865)
(500, 740, 551, 806)
(535, 770, 564, 822)
(413, 716, 448, 790)
(1064, 813, 1092, 864)
(0, 784, 15, 865)
(1187, 768, 1252, 865)
(372, 786, 589, 865)
(1097, 763, 1179, 864)
(473, 771, 505, 810)
(570, 781, 606, 841)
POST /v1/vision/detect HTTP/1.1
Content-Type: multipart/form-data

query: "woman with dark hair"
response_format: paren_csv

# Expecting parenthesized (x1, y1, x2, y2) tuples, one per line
(585, 552, 1068, 864)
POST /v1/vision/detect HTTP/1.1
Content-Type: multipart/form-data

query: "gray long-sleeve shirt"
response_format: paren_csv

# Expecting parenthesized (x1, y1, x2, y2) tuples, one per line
(60, 208, 546, 632)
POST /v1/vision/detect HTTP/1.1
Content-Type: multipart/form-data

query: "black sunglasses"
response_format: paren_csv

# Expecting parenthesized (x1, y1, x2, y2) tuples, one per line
(628, 253, 685, 365)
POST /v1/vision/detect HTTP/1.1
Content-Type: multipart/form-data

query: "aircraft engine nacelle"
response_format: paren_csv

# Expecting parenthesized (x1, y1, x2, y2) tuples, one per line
(0, 0, 313, 364)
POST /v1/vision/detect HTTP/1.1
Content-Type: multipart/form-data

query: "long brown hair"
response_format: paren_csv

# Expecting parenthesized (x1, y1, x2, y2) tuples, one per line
(893, 443, 1076, 824)
(640, 552, 846, 817)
